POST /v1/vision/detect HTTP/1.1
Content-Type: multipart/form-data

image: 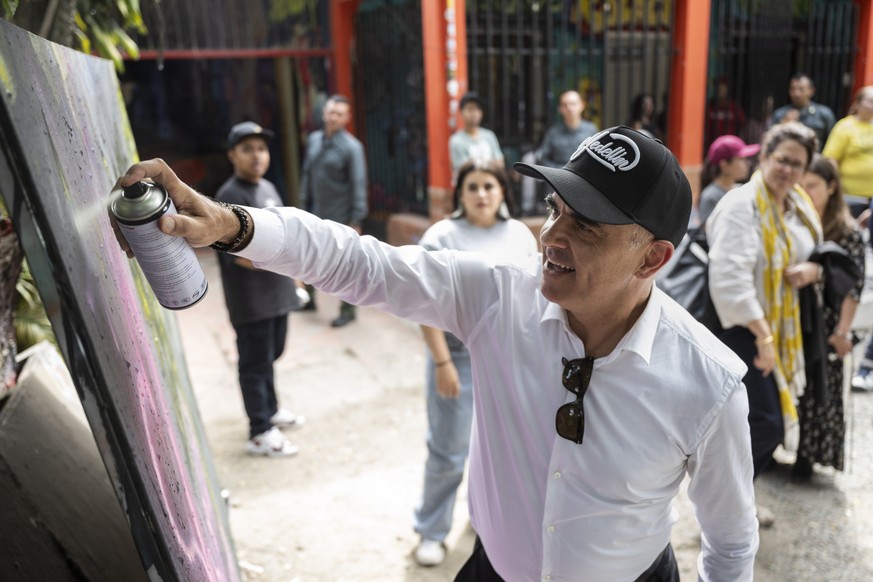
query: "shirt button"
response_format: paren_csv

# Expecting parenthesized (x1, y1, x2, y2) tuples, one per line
(547, 525, 555, 533)
(553, 471, 562, 479)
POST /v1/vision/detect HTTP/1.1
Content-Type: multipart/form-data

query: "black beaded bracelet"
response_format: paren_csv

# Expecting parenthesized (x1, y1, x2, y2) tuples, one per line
(209, 202, 250, 253)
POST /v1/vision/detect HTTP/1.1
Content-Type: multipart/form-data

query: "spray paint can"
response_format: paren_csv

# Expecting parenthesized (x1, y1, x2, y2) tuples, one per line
(110, 181, 208, 310)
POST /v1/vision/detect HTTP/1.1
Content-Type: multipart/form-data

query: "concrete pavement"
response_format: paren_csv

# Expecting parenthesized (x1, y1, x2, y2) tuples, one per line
(177, 250, 476, 581)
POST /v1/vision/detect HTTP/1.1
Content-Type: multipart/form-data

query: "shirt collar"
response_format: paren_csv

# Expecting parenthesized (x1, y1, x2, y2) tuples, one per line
(539, 286, 663, 365)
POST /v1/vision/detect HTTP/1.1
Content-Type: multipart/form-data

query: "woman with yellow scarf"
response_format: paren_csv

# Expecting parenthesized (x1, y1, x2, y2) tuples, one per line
(707, 122, 822, 527)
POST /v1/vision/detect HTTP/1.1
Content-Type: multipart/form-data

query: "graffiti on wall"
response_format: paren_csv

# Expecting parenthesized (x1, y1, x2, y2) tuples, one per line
(0, 20, 238, 581)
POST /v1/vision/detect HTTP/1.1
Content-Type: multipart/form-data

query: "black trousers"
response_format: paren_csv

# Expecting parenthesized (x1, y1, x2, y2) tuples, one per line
(235, 315, 288, 438)
(454, 537, 679, 582)
(718, 326, 784, 478)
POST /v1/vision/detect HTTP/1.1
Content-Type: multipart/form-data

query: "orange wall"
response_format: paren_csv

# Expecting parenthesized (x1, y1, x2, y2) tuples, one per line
(330, 0, 361, 135)
(422, 0, 468, 216)
(855, 0, 873, 95)
(667, 0, 711, 168)
(421, 0, 468, 193)
(422, 0, 452, 192)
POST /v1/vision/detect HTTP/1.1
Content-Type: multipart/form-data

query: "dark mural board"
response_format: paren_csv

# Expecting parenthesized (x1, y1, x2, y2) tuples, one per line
(0, 21, 239, 581)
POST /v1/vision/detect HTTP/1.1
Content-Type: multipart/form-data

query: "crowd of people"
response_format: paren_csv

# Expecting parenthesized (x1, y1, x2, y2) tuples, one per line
(111, 75, 873, 580)
(697, 75, 873, 528)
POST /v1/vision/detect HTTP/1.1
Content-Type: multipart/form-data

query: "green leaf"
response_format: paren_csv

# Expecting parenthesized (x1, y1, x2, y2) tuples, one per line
(112, 21, 139, 59)
(116, 0, 130, 21)
(2, 0, 19, 21)
(86, 12, 125, 72)
(14, 260, 55, 351)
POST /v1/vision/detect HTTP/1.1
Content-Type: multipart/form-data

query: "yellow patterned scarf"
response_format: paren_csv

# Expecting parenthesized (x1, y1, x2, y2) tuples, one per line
(752, 171, 822, 446)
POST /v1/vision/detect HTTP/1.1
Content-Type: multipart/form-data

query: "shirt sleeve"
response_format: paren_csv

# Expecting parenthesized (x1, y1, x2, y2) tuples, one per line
(298, 135, 313, 210)
(707, 190, 765, 328)
(236, 206, 499, 341)
(822, 107, 836, 140)
(449, 134, 465, 173)
(537, 128, 558, 167)
(348, 139, 368, 224)
(822, 119, 848, 163)
(847, 228, 866, 301)
(697, 186, 722, 225)
(487, 130, 504, 161)
(686, 384, 759, 581)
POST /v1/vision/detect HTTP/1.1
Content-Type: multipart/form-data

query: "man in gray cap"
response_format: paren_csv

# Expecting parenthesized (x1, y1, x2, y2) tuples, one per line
(113, 126, 758, 580)
(215, 121, 305, 458)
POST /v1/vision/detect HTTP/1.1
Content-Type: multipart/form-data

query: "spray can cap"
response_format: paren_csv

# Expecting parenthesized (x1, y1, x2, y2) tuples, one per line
(111, 181, 168, 222)
(122, 181, 150, 199)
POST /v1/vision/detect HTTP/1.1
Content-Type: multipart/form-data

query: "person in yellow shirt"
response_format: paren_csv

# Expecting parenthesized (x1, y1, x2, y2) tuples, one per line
(822, 85, 873, 217)
(825, 86, 873, 393)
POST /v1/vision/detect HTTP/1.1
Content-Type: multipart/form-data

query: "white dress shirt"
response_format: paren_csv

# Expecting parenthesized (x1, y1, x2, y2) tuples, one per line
(237, 207, 759, 581)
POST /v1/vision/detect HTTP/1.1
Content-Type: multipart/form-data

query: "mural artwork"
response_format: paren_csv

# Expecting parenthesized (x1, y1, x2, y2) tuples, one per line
(0, 20, 239, 582)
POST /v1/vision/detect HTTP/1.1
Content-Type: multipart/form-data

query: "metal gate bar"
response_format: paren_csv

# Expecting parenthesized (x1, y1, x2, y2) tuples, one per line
(466, 0, 675, 155)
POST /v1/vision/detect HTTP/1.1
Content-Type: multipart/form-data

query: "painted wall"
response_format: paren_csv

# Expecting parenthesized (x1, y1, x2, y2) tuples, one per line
(0, 20, 238, 581)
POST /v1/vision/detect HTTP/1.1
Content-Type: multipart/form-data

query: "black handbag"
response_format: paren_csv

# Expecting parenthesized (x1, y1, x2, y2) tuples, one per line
(657, 226, 722, 333)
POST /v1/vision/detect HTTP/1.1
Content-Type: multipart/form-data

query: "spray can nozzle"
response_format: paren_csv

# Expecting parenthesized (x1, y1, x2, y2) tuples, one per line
(122, 181, 149, 199)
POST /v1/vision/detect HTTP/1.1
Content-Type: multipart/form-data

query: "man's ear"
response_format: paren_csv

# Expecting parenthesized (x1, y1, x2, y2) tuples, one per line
(637, 240, 674, 279)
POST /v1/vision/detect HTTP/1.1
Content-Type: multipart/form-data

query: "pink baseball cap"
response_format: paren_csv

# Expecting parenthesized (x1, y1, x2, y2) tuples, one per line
(707, 135, 760, 165)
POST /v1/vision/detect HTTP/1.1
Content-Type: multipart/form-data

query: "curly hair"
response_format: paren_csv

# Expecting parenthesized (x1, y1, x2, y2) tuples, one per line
(760, 122, 818, 168)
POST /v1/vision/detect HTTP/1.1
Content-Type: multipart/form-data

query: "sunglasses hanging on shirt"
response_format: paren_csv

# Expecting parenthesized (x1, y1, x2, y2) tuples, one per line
(556, 356, 593, 444)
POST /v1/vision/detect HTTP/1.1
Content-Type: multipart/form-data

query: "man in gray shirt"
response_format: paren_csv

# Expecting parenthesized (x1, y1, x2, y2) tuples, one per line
(537, 90, 599, 168)
(770, 73, 835, 150)
(299, 94, 368, 327)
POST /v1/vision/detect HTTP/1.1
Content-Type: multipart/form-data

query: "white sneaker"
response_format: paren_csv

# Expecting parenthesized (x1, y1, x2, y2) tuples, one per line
(756, 504, 775, 529)
(851, 373, 873, 392)
(270, 408, 306, 430)
(246, 426, 298, 457)
(414, 539, 446, 567)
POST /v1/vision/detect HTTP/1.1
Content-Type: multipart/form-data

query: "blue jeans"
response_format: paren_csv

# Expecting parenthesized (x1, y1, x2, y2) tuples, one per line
(234, 315, 288, 438)
(414, 345, 473, 542)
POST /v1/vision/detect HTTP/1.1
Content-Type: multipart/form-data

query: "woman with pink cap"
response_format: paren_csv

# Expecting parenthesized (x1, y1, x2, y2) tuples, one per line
(697, 135, 760, 224)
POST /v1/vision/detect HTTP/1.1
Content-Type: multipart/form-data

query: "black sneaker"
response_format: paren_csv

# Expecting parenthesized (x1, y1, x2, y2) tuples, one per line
(791, 456, 813, 482)
(330, 313, 356, 328)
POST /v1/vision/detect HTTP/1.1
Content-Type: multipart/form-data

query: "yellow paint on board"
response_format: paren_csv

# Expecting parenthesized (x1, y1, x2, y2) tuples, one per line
(0, 52, 13, 102)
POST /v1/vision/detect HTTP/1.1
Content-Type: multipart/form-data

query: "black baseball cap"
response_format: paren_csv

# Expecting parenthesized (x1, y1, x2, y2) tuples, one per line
(459, 92, 484, 110)
(514, 126, 692, 247)
(227, 121, 274, 149)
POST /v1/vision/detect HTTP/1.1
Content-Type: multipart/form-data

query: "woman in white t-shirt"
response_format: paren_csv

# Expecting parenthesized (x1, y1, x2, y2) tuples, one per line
(412, 160, 538, 566)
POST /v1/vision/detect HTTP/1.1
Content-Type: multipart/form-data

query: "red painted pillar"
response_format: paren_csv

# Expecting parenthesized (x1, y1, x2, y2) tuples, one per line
(330, 0, 361, 135)
(422, 0, 468, 218)
(667, 0, 711, 195)
(854, 0, 873, 96)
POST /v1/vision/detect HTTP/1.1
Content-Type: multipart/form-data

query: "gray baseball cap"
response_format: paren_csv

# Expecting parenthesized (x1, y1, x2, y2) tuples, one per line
(227, 121, 274, 149)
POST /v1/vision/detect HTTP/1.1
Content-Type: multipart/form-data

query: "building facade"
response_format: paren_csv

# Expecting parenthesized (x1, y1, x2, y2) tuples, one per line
(121, 0, 873, 240)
